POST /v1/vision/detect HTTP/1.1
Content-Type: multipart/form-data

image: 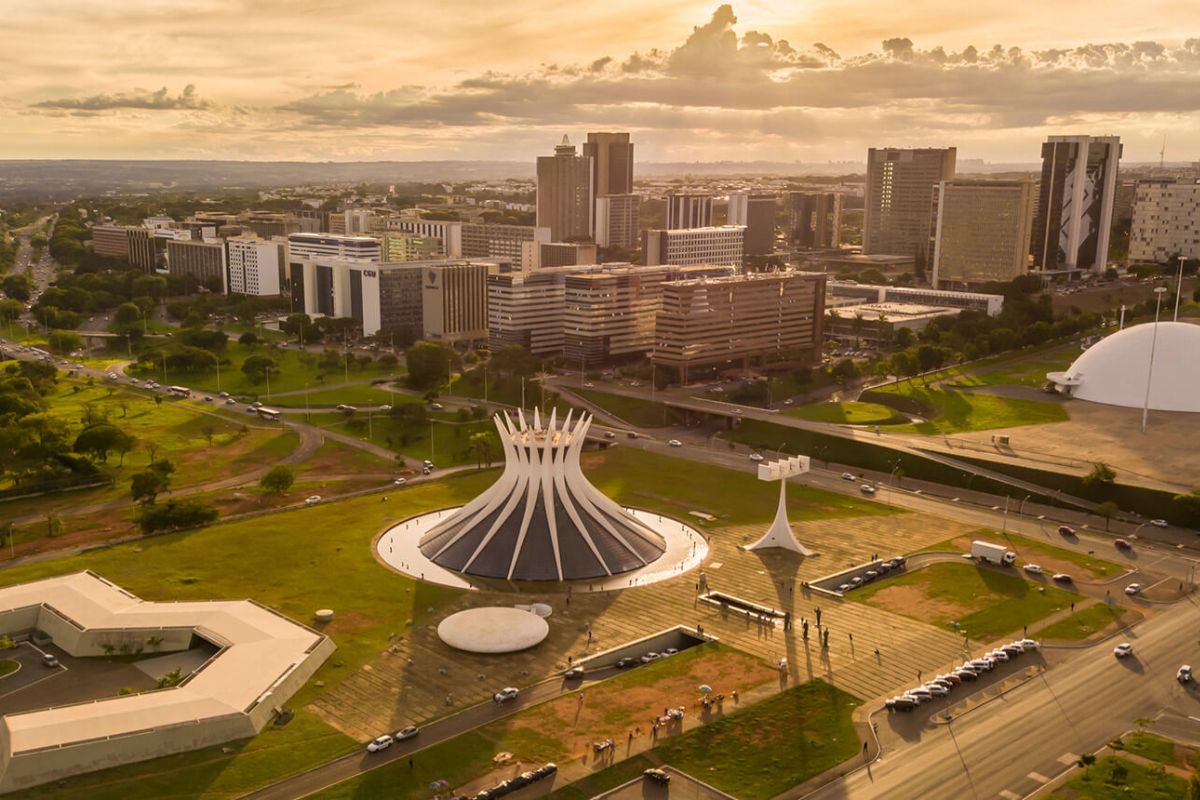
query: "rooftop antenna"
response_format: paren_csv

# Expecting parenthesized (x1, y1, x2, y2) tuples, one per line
(1159, 134, 1166, 170)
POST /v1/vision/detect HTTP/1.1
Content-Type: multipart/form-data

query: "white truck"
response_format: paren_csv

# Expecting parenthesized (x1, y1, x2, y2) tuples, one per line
(971, 540, 1016, 566)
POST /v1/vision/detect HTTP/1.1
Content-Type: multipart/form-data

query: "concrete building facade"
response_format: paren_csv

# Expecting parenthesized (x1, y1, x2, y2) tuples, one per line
(931, 179, 1035, 288)
(666, 193, 713, 230)
(520, 241, 597, 271)
(286, 233, 380, 263)
(726, 192, 777, 255)
(1031, 135, 1122, 275)
(166, 239, 227, 293)
(594, 194, 641, 250)
(384, 219, 464, 258)
(787, 192, 842, 248)
(652, 272, 826, 379)
(422, 262, 490, 347)
(487, 266, 589, 356)
(643, 225, 745, 267)
(460, 222, 550, 261)
(380, 233, 443, 262)
(226, 236, 286, 296)
(536, 136, 593, 241)
(1129, 179, 1200, 263)
(864, 147, 956, 265)
(89, 225, 130, 260)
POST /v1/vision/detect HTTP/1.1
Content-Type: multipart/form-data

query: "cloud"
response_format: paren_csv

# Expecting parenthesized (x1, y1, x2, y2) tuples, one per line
(31, 84, 213, 113)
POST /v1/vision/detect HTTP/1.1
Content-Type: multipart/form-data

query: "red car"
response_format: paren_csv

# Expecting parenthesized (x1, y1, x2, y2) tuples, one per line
(1114, 539, 1132, 550)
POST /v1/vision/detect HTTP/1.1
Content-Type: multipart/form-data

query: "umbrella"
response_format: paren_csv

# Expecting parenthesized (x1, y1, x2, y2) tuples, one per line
(698, 684, 712, 694)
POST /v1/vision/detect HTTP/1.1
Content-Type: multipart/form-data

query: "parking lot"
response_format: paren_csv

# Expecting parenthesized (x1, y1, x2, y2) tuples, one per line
(597, 766, 734, 800)
(0, 642, 160, 716)
(810, 556, 909, 597)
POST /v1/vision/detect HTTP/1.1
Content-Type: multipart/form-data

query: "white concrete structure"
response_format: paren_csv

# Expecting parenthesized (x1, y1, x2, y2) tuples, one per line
(226, 236, 285, 295)
(643, 225, 745, 268)
(0, 572, 333, 792)
(748, 457, 814, 555)
(1046, 321, 1200, 412)
(418, 410, 667, 581)
(436, 607, 549, 653)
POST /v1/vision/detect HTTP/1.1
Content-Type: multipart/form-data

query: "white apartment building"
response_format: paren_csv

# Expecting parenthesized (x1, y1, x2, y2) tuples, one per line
(286, 233, 381, 262)
(1129, 179, 1200, 263)
(227, 236, 286, 295)
(643, 225, 745, 268)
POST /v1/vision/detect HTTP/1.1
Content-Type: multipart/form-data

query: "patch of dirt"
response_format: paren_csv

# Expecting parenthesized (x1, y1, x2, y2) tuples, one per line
(865, 584, 978, 622)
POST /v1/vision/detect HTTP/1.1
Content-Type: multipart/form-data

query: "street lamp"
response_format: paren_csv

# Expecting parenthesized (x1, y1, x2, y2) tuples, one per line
(1175, 255, 1186, 322)
(1141, 287, 1168, 433)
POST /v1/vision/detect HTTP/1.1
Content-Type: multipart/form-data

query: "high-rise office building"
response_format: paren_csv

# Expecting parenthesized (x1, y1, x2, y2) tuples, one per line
(931, 179, 1035, 288)
(286, 233, 380, 262)
(583, 132, 634, 197)
(347, 262, 425, 339)
(422, 262, 490, 347)
(653, 272, 826, 380)
(90, 225, 131, 260)
(166, 239, 227, 293)
(536, 136, 593, 241)
(666, 193, 713, 229)
(726, 192, 777, 255)
(488, 266, 592, 356)
(864, 147, 956, 265)
(643, 226, 745, 267)
(227, 236, 286, 296)
(594, 194, 641, 251)
(385, 219, 464, 257)
(460, 222, 550, 261)
(1129, 179, 1200, 263)
(126, 228, 158, 273)
(1030, 135, 1122, 275)
(787, 192, 842, 248)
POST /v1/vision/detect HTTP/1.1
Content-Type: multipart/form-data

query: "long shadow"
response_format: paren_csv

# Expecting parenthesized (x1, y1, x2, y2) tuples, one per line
(755, 547, 803, 684)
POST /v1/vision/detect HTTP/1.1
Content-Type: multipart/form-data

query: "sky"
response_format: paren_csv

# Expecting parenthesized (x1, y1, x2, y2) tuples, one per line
(2, 0, 1199, 164)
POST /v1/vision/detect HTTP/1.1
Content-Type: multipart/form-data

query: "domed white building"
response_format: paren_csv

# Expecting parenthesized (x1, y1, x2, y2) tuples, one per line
(1047, 321, 1200, 412)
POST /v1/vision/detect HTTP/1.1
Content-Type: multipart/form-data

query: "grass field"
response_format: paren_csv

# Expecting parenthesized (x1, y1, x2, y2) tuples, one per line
(925, 531, 1121, 581)
(306, 410, 495, 467)
(546, 756, 657, 800)
(853, 562, 1082, 640)
(128, 341, 398, 396)
(1035, 603, 1127, 641)
(945, 349, 1076, 389)
(1119, 732, 1178, 765)
(573, 388, 674, 428)
(0, 659, 18, 678)
(654, 680, 861, 800)
(1045, 755, 1189, 800)
(869, 381, 1069, 434)
(582, 447, 893, 525)
(266, 385, 415, 408)
(785, 401, 909, 425)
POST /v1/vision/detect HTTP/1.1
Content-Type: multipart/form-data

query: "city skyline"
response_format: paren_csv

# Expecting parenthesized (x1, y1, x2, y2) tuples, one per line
(3, 1, 1199, 163)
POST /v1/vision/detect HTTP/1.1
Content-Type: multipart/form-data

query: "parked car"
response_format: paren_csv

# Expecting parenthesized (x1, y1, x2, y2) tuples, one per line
(953, 668, 978, 681)
(936, 673, 962, 686)
(1017, 638, 1041, 650)
(1113, 643, 1134, 658)
(837, 583, 852, 593)
(615, 657, 638, 669)
(41, 653, 59, 668)
(1000, 645, 1023, 657)
(1124, 583, 1142, 596)
(367, 735, 394, 753)
(395, 726, 419, 741)
(922, 682, 950, 696)
(493, 687, 519, 703)
(304, 495, 322, 505)
(1052, 573, 1073, 583)
(643, 768, 671, 784)
(1023, 564, 1043, 574)
(640, 652, 662, 663)
(986, 650, 1010, 662)
(564, 666, 584, 679)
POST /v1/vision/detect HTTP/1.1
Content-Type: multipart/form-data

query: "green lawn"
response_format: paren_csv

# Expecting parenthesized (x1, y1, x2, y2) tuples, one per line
(546, 756, 657, 800)
(946, 349, 1076, 389)
(654, 680, 861, 800)
(127, 341, 399, 396)
(869, 382, 1068, 434)
(573, 388, 672, 428)
(1045, 755, 1189, 800)
(1119, 732, 1178, 765)
(925, 531, 1121, 580)
(583, 447, 893, 525)
(785, 401, 908, 425)
(267, 385, 416, 408)
(1035, 603, 1127, 641)
(853, 562, 1082, 640)
(306, 410, 496, 467)
(0, 659, 18, 678)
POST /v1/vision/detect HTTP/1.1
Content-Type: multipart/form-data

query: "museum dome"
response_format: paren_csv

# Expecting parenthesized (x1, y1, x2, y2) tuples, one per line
(1047, 321, 1200, 412)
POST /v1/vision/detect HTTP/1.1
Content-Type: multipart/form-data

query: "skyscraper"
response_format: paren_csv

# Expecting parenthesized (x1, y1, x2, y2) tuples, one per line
(726, 192, 777, 255)
(1030, 135, 1122, 275)
(595, 194, 641, 250)
(787, 192, 842, 248)
(666, 193, 714, 229)
(583, 132, 634, 197)
(536, 136, 593, 241)
(863, 147, 956, 266)
(931, 179, 1035, 288)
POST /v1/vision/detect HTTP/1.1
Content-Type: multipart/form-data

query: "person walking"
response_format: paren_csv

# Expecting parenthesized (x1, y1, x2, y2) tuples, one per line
(815, 607, 822, 628)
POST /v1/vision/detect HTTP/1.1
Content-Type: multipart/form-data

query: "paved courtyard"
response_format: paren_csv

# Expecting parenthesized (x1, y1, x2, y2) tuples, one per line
(311, 509, 977, 741)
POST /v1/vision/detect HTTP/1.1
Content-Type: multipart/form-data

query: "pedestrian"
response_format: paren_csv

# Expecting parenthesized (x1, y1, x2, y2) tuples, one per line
(849, 632, 853, 642)
(1070, 601, 1075, 612)
(1023, 624, 1027, 636)
(578, 691, 584, 702)
(874, 647, 880, 657)
(568, 655, 573, 665)
(917, 669, 922, 682)
(408, 758, 413, 768)
(815, 607, 822, 627)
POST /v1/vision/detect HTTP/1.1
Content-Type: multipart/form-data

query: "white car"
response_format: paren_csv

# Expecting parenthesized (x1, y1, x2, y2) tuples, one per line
(749, 453, 764, 462)
(1023, 564, 1043, 575)
(583, 382, 595, 388)
(1124, 583, 1141, 596)
(1178, 665, 1193, 683)
(905, 688, 933, 702)
(493, 687, 519, 703)
(860, 485, 876, 495)
(640, 652, 662, 663)
(987, 650, 1010, 662)
(1017, 638, 1041, 651)
(1150, 519, 1168, 528)
(1113, 643, 1134, 658)
(393, 478, 407, 486)
(395, 726, 419, 741)
(304, 495, 322, 505)
(367, 735, 394, 753)
(841, 472, 856, 481)
(668, 439, 683, 447)
(922, 683, 950, 697)
(1052, 573, 1073, 583)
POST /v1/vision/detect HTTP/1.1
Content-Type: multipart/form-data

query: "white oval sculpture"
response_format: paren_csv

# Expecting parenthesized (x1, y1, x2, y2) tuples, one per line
(437, 607, 550, 653)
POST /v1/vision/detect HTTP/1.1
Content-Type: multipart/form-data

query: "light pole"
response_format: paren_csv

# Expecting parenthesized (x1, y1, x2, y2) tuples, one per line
(1141, 287, 1167, 433)
(1175, 255, 1186, 322)
(1002, 495, 1010, 533)
(1018, 494, 1032, 519)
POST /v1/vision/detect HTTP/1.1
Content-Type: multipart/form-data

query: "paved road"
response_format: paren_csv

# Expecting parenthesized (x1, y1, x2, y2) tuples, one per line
(801, 596, 1200, 800)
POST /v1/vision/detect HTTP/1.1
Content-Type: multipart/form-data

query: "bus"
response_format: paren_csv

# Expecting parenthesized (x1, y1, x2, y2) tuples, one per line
(167, 385, 191, 397)
(256, 407, 282, 422)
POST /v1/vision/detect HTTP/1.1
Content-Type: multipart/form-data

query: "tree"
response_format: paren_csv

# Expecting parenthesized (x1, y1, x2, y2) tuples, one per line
(1076, 752, 1096, 778)
(259, 465, 295, 495)
(113, 302, 142, 326)
(469, 431, 498, 469)
(157, 667, 184, 688)
(201, 424, 216, 446)
(1095, 501, 1119, 531)
(916, 344, 946, 379)
(238, 331, 259, 346)
(405, 341, 459, 389)
(74, 423, 133, 463)
(46, 329, 83, 355)
(242, 355, 277, 385)
(1082, 462, 1116, 488)
(135, 500, 218, 535)
(131, 470, 169, 505)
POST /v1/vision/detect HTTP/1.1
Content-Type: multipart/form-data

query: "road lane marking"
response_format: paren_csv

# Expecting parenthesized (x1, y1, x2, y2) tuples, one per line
(1057, 752, 1079, 765)
(1028, 771, 1052, 783)
(999, 790, 1021, 799)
